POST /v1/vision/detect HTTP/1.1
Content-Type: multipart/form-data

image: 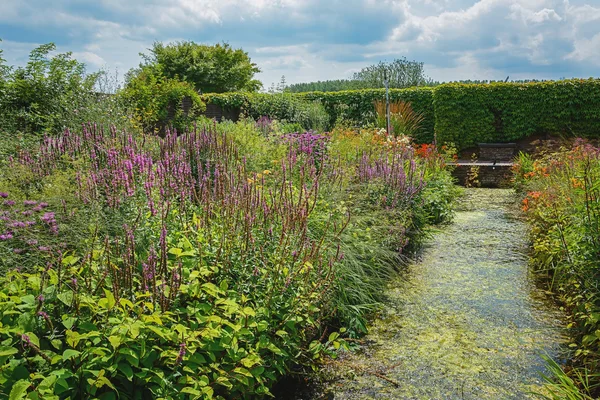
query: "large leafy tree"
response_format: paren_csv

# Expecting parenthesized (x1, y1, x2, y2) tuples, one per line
(139, 41, 262, 93)
(353, 58, 430, 89)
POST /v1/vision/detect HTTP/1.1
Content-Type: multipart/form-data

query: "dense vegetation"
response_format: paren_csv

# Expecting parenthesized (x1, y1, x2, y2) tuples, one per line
(3, 37, 600, 399)
(0, 103, 458, 399)
(0, 44, 128, 136)
(209, 79, 600, 149)
(514, 142, 600, 399)
(133, 41, 262, 94)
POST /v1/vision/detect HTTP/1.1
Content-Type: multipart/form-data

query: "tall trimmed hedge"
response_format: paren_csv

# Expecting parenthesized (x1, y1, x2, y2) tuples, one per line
(433, 79, 600, 149)
(204, 79, 600, 149)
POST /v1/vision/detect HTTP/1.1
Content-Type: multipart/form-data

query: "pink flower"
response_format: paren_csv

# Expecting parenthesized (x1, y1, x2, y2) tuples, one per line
(0, 232, 13, 240)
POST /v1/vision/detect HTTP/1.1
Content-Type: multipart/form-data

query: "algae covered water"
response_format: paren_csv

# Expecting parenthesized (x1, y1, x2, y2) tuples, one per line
(319, 189, 566, 399)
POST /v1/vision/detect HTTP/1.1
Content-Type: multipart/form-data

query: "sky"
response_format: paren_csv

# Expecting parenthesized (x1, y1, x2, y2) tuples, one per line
(1, 0, 599, 89)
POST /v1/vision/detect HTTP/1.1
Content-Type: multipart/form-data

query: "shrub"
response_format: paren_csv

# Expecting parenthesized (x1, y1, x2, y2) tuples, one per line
(374, 100, 425, 138)
(0, 43, 101, 135)
(515, 141, 600, 398)
(121, 68, 205, 134)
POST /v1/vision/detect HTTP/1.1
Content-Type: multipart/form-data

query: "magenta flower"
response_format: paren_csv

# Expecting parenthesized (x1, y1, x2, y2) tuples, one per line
(0, 192, 8, 198)
(41, 212, 56, 223)
(3, 200, 15, 206)
(0, 232, 13, 240)
(23, 200, 37, 206)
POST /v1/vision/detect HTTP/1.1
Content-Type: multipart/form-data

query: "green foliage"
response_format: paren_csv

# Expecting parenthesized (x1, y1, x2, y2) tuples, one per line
(0, 43, 98, 134)
(207, 79, 600, 149)
(205, 88, 436, 142)
(0, 42, 133, 136)
(352, 58, 431, 89)
(141, 41, 262, 93)
(515, 142, 600, 398)
(433, 79, 600, 149)
(301, 88, 435, 142)
(0, 118, 457, 398)
(121, 67, 206, 133)
(374, 100, 425, 138)
(204, 92, 331, 132)
(287, 79, 370, 93)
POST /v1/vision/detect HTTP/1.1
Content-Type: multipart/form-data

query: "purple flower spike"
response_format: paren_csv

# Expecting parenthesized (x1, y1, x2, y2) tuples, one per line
(0, 192, 8, 198)
(0, 232, 13, 240)
(23, 200, 37, 206)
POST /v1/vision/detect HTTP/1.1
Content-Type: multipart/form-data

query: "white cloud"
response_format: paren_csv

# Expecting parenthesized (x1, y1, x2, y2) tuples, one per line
(1, 0, 599, 86)
(72, 51, 106, 68)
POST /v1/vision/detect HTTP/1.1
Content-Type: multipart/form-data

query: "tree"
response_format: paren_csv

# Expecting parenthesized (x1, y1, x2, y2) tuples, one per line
(0, 39, 9, 85)
(139, 41, 262, 93)
(353, 58, 430, 89)
(0, 42, 101, 133)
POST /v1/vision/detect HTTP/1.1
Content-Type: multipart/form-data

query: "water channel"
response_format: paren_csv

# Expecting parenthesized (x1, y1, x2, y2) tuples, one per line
(314, 189, 566, 399)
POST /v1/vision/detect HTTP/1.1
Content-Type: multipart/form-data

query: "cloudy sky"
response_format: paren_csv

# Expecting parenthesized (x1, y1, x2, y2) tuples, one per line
(1, 0, 599, 88)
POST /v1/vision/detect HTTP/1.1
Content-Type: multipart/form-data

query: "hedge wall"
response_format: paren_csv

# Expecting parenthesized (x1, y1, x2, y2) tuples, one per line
(299, 88, 435, 143)
(204, 79, 600, 149)
(433, 79, 600, 149)
(203, 88, 436, 143)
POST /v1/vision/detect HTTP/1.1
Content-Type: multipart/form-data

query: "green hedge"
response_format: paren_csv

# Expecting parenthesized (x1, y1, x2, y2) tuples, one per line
(203, 88, 436, 143)
(299, 88, 435, 143)
(433, 79, 600, 149)
(204, 79, 600, 149)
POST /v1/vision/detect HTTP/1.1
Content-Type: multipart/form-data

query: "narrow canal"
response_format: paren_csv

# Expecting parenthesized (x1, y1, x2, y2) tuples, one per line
(318, 189, 566, 399)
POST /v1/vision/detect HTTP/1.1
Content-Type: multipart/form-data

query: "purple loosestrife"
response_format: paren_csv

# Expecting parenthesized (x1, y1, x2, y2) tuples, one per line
(0, 232, 13, 240)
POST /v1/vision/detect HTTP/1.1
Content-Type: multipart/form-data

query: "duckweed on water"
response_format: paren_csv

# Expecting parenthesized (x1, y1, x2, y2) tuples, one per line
(321, 189, 566, 400)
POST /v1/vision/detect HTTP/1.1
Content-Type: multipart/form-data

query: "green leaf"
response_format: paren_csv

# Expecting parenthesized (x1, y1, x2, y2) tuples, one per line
(62, 349, 81, 360)
(61, 316, 77, 330)
(181, 387, 202, 396)
(57, 291, 74, 306)
(198, 375, 210, 387)
(25, 332, 40, 347)
(9, 380, 30, 400)
(118, 363, 134, 380)
(0, 346, 18, 357)
(61, 255, 80, 266)
(103, 289, 116, 309)
(108, 335, 122, 349)
(233, 367, 253, 377)
(215, 376, 233, 390)
(20, 295, 36, 306)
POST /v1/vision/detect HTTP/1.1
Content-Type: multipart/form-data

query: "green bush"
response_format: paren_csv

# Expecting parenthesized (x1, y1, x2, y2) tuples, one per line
(203, 93, 331, 132)
(203, 88, 435, 139)
(514, 142, 600, 398)
(0, 44, 97, 134)
(121, 68, 205, 134)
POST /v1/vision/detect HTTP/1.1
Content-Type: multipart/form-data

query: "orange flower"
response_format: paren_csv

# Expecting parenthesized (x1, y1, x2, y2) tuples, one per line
(571, 177, 584, 189)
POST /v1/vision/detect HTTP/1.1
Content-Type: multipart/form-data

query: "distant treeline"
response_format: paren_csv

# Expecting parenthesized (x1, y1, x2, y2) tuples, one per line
(287, 78, 553, 93)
